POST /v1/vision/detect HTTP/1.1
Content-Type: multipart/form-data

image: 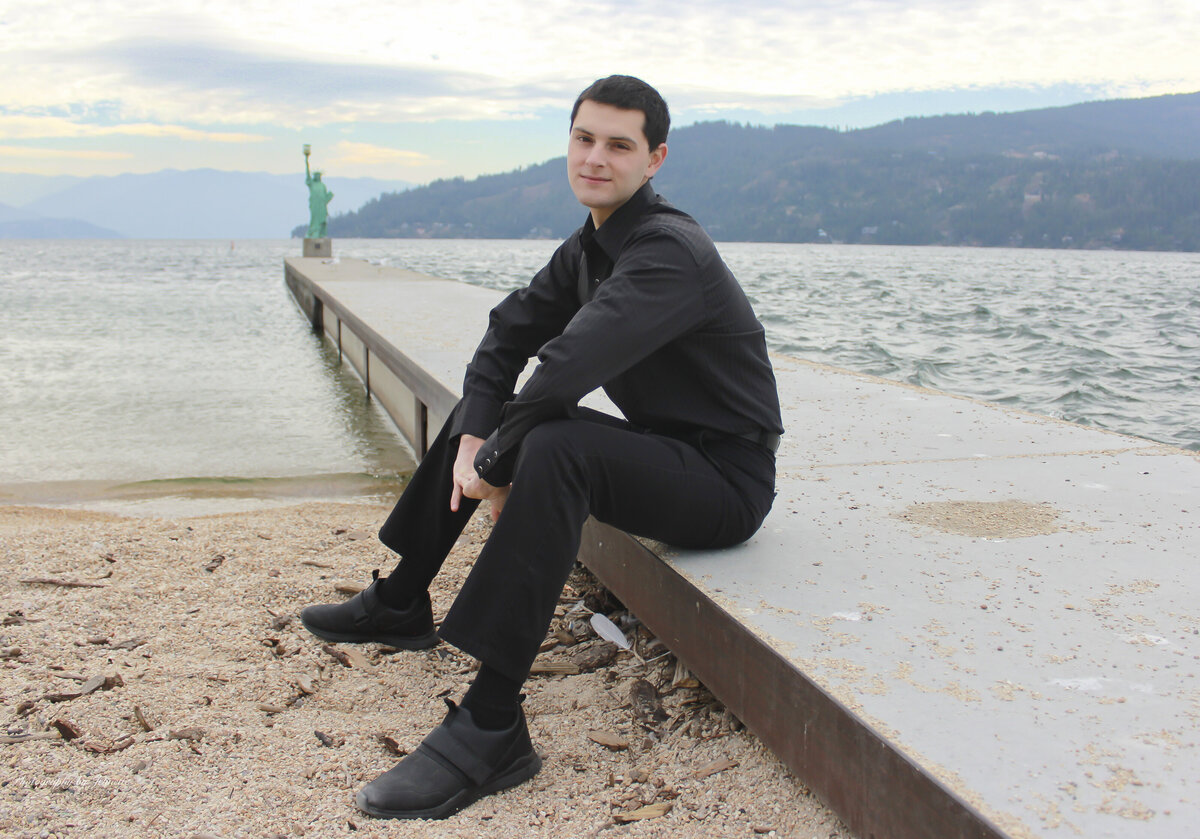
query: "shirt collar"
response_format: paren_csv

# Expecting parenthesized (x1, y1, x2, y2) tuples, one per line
(580, 182, 658, 261)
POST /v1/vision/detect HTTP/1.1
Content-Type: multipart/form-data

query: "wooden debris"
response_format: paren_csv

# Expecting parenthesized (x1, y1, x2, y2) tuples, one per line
(169, 727, 205, 742)
(629, 678, 667, 723)
(588, 730, 629, 751)
(753, 825, 778, 834)
(83, 735, 135, 754)
(318, 644, 372, 670)
(553, 627, 577, 647)
(20, 577, 105, 589)
(51, 718, 84, 740)
(257, 703, 287, 715)
(345, 529, 371, 541)
(1, 730, 62, 744)
(202, 554, 225, 572)
(529, 660, 581, 676)
(1, 646, 22, 659)
(671, 659, 699, 689)
(334, 582, 366, 595)
(614, 801, 672, 823)
(570, 641, 618, 673)
(300, 560, 333, 569)
(294, 674, 316, 695)
(322, 644, 353, 668)
(692, 756, 739, 780)
(45, 673, 122, 703)
(314, 730, 343, 747)
(376, 734, 407, 756)
(111, 637, 147, 651)
(134, 704, 155, 732)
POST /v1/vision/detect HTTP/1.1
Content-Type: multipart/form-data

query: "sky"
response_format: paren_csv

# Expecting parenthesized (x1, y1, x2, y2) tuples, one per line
(2, 0, 1198, 188)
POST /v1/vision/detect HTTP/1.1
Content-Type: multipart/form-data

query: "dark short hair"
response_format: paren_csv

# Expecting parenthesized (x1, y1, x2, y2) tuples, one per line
(570, 75, 670, 151)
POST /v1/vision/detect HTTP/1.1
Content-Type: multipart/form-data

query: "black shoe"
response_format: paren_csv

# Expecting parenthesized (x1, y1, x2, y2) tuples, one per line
(299, 570, 439, 650)
(356, 699, 542, 820)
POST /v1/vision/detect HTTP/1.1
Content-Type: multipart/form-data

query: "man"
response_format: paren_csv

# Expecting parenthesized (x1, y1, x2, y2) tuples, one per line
(300, 75, 783, 820)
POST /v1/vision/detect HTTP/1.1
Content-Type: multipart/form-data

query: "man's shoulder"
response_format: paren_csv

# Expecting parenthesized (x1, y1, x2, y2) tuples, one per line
(635, 195, 718, 257)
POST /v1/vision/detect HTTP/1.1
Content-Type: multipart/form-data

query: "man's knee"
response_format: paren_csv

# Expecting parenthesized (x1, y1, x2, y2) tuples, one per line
(512, 420, 587, 481)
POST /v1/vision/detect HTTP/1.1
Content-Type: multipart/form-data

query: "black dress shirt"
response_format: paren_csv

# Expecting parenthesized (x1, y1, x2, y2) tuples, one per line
(450, 182, 784, 486)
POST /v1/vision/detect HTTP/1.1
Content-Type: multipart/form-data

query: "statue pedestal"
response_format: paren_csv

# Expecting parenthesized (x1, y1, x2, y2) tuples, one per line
(303, 238, 332, 258)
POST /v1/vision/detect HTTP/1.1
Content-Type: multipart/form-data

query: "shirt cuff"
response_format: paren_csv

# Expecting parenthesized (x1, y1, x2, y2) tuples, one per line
(449, 395, 501, 441)
(472, 429, 509, 486)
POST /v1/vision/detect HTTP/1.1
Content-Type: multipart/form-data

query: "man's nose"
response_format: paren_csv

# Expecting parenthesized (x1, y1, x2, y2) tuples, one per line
(585, 145, 607, 167)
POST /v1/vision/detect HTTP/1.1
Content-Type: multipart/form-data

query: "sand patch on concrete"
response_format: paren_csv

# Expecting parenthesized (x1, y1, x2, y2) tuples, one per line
(894, 499, 1066, 539)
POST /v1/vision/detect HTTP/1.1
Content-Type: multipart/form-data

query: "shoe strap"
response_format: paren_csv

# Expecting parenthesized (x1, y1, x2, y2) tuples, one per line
(349, 584, 378, 630)
(417, 705, 505, 786)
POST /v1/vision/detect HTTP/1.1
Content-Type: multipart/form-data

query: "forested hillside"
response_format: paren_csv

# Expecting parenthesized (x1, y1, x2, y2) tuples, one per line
(320, 92, 1200, 251)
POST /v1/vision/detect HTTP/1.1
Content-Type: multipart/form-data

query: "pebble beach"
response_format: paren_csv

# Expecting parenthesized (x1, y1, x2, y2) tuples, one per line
(0, 501, 848, 839)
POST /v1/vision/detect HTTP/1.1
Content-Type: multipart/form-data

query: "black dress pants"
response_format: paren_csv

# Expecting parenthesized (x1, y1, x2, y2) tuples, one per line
(378, 401, 775, 683)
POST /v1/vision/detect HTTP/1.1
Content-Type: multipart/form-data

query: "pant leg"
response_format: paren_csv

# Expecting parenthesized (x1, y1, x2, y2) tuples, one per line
(438, 416, 774, 683)
(377, 402, 480, 593)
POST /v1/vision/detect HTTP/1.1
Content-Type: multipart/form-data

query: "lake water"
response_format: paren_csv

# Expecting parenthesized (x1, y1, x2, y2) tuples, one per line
(1, 238, 1197, 514)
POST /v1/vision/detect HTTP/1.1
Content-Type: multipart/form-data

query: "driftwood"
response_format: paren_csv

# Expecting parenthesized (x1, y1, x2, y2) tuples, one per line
(614, 802, 673, 823)
(0, 731, 62, 744)
(19, 577, 105, 589)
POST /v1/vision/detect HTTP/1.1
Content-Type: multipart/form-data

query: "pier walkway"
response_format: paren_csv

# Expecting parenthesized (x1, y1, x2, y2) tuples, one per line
(285, 255, 1199, 839)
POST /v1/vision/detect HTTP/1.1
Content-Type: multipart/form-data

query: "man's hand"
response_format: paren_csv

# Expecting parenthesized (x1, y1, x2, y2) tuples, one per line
(450, 434, 511, 521)
(487, 485, 511, 523)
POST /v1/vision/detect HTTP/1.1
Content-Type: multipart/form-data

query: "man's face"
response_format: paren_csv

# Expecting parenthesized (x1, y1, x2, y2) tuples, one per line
(568, 100, 667, 228)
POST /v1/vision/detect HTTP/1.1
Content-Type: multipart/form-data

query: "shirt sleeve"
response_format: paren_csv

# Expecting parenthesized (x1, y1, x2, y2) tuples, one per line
(449, 236, 582, 441)
(474, 228, 708, 485)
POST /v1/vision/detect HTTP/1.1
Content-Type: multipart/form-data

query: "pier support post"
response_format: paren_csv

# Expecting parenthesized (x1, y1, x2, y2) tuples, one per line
(303, 238, 332, 258)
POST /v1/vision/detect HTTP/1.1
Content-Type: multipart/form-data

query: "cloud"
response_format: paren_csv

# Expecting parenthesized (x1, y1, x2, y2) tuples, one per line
(9, 2, 1200, 130)
(0, 145, 133, 161)
(329, 141, 434, 168)
(24, 35, 574, 126)
(4, 0, 1198, 178)
(0, 113, 267, 143)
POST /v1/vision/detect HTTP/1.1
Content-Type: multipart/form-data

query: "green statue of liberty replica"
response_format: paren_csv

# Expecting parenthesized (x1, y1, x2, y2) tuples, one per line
(304, 144, 334, 238)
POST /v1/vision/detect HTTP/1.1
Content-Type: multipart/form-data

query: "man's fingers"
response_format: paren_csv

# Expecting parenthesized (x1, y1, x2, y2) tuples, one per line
(450, 482, 462, 512)
(488, 486, 510, 522)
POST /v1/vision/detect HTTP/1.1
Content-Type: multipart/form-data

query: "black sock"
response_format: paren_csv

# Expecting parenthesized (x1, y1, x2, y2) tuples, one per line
(376, 570, 420, 611)
(461, 664, 523, 730)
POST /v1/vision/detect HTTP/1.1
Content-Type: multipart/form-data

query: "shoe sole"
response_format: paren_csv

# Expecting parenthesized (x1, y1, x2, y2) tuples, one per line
(299, 617, 440, 651)
(355, 750, 542, 820)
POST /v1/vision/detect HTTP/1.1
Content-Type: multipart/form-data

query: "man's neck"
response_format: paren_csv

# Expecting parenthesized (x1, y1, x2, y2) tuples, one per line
(588, 178, 651, 229)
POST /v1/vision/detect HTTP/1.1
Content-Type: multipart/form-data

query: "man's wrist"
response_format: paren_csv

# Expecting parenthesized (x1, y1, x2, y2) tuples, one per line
(472, 430, 504, 485)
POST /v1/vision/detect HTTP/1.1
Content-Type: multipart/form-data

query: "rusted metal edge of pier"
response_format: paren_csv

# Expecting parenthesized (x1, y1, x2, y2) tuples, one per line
(285, 258, 1009, 839)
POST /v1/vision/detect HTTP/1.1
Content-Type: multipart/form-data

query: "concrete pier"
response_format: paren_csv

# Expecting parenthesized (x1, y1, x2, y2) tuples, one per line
(285, 255, 1200, 839)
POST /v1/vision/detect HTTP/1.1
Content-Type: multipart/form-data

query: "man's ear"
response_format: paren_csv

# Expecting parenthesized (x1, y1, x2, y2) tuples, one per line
(644, 143, 668, 179)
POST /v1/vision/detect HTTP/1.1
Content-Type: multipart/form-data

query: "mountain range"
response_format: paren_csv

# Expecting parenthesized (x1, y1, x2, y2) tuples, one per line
(6, 91, 1199, 247)
(0, 170, 411, 239)
(321, 91, 1200, 251)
